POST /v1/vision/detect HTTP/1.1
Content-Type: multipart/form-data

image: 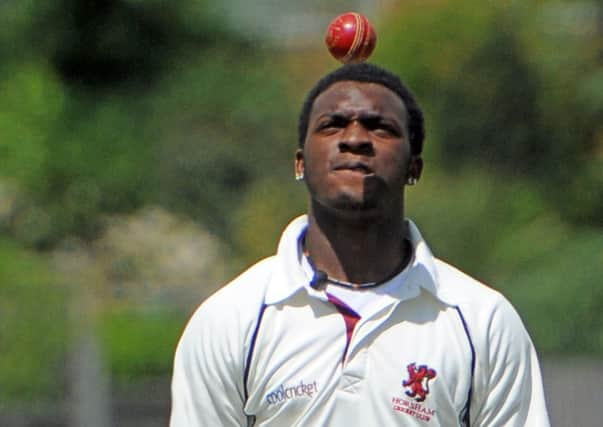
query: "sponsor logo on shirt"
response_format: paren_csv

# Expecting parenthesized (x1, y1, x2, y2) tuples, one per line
(392, 362, 437, 422)
(265, 380, 318, 405)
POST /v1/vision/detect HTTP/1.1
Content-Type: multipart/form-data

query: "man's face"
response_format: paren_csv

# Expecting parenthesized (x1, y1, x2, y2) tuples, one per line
(296, 81, 421, 219)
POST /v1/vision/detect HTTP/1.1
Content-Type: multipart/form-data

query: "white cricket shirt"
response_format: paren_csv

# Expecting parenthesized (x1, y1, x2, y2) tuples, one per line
(170, 215, 550, 426)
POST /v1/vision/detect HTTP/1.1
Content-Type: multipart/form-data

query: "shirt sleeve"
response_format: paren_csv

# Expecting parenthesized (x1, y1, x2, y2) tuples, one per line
(170, 299, 249, 427)
(471, 298, 550, 426)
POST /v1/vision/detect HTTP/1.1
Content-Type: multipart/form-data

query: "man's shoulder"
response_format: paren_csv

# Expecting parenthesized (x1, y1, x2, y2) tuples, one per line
(409, 220, 510, 312)
(432, 258, 518, 320)
(173, 256, 279, 387)
(208, 255, 275, 304)
(433, 258, 503, 303)
(432, 258, 529, 340)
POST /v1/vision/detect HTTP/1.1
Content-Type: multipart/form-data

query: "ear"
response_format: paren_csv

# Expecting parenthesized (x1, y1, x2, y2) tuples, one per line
(408, 156, 423, 182)
(295, 149, 305, 178)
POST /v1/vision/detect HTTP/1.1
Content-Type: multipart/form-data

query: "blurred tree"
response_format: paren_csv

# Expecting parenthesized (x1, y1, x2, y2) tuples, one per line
(518, 1, 603, 225)
(434, 29, 546, 176)
(376, 0, 603, 226)
(0, 239, 68, 401)
(0, 0, 296, 248)
(99, 308, 185, 380)
(9, 0, 237, 89)
(149, 52, 296, 240)
(231, 176, 306, 265)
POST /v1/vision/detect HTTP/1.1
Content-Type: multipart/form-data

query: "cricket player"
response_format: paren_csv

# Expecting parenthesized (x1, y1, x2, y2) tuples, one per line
(170, 63, 550, 426)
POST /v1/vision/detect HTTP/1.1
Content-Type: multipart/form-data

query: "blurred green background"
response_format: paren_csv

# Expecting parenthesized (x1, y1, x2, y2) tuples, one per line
(0, 0, 601, 423)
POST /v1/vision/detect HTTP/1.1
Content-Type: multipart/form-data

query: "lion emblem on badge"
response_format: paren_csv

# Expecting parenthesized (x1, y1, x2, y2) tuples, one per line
(402, 363, 437, 402)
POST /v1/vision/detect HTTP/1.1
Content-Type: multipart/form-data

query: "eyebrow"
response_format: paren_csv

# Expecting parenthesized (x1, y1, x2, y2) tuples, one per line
(319, 112, 403, 132)
(322, 112, 380, 120)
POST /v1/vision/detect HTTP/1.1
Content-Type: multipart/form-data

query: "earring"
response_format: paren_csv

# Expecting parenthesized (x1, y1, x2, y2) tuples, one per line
(406, 176, 417, 186)
(295, 173, 304, 181)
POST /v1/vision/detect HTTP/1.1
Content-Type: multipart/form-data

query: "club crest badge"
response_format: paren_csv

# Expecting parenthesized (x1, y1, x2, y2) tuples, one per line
(402, 362, 437, 402)
(392, 362, 438, 421)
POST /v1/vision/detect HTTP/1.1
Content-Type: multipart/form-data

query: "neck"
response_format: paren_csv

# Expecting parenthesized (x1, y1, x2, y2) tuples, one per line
(304, 202, 410, 285)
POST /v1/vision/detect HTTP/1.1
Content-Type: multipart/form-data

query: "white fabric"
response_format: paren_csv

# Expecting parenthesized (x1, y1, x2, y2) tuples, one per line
(170, 215, 550, 427)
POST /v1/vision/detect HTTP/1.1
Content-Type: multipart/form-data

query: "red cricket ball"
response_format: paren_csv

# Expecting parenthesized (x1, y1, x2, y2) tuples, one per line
(325, 12, 377, 64)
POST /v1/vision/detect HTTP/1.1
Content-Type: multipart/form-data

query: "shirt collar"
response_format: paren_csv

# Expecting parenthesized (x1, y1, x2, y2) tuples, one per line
(264, 215, 450, 306)
(264, 216, 311, 305)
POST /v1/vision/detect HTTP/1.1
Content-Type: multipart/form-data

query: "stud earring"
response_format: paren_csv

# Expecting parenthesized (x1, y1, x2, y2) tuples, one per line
(295, 173, 304, 181)
(406, 176, 417, 186)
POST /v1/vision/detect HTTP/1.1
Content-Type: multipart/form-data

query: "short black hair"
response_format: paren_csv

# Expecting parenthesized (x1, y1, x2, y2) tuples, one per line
(298, 63, 425, 155)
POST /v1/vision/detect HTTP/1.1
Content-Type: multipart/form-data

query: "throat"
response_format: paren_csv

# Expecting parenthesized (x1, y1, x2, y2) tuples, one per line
(304, 238, 413, 290)
(303, 210, 412, 285)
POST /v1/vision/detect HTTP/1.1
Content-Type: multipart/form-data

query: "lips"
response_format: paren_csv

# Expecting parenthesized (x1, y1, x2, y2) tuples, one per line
(333, 161, 374, 175)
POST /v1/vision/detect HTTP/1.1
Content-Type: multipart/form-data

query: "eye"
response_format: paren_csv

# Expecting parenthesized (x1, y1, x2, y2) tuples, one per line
(316, 116, 347, 133)
(373, 124, 400, 137)
(364, 118, 401, 137)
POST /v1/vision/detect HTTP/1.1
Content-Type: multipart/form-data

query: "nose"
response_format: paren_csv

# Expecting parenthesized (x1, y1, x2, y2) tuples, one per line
(338, 121, 373, 155)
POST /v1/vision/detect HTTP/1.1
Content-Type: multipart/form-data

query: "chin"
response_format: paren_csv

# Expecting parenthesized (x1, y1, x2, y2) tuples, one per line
(328, 195, 383, 221)
(333, 196, 377, 211)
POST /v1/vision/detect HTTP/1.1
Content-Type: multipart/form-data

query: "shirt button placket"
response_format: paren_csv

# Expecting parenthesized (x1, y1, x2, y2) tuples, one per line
(339, 346, 367, 393)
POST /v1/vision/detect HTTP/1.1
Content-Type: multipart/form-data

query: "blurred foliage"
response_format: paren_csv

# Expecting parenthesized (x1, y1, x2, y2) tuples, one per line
(377, 0, 603, 225)
(98, 308, 186, 381)
(493, 221, 603, 355)
(405, 169, 549, 278)
(149, 50, 295, 237)
(0, 0, 295, 248)
(231, 177, 307, 265)
(0, 0, 602, 403)
(0, 239, 68, 402)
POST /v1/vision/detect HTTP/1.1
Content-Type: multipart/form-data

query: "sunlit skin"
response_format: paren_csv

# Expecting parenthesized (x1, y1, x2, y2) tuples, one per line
(295, 81, 423, 284)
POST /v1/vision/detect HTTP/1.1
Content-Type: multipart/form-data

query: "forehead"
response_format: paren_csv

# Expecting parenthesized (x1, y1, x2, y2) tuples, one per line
(310, 81, 407, 121)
